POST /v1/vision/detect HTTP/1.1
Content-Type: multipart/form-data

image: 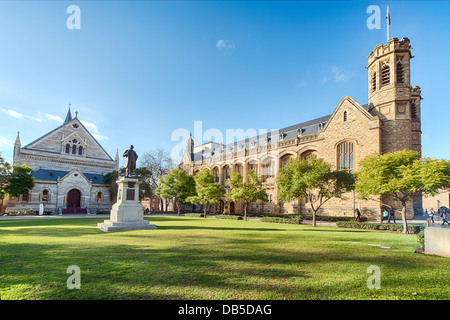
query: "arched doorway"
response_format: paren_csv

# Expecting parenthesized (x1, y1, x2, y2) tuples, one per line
(230, 201, 235, 215)
(67, 189, 81, 208)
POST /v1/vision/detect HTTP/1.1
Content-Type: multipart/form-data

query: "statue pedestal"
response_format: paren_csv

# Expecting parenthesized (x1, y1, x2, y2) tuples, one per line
(97, 177, 156, 232)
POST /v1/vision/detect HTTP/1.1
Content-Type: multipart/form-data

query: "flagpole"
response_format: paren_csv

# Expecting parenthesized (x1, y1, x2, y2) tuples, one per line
(386, 6, 390, 42)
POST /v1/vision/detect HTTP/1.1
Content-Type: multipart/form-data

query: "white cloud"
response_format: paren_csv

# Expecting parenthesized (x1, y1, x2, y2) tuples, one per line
(216, 39, 235, 50)
(0, 136, 13, 147)
(0, 108, 23, 119)
(37, 112, 63, 123)
(1, 108, 63, 123)
(331, 66, 353, 83)
(81, 120, 108, 140)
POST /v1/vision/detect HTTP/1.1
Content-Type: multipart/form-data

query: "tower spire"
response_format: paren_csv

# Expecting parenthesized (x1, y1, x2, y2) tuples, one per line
(64, 104, 73, 124)
(14, 131, 21, 146)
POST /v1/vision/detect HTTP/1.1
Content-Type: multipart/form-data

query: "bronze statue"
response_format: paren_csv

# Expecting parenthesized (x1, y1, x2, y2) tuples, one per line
(123, 145, 138, 177)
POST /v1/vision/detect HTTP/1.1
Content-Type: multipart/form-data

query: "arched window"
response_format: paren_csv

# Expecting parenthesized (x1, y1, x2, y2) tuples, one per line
(212, 167, 219, 182)
(337, 142, 354, 171)
(72, 145, 77, 154)
(65, 144, 70, 153)
(42, 189, 49, 202)
(96, 192, 102, 203)
(78, 146, 83, 155)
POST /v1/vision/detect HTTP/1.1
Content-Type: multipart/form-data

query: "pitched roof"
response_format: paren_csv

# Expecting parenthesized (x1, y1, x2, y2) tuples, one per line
(193, 114, 332, 161)
(31, 169, 107, 184)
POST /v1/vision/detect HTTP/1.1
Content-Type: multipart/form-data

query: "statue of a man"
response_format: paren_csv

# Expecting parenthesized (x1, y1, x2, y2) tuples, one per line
(123, 145, 138, 177)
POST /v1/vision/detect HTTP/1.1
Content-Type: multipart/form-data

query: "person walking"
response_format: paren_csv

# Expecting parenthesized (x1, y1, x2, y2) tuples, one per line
(388, 209, 396, 224)
(382, 209, 389, 223)
(355, 208, 361, 222)
(442, 209, 449, 226)
(429, 208, 435, 224)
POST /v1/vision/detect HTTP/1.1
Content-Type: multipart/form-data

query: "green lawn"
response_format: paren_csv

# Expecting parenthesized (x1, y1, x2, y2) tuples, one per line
(0, 216, 448, 300)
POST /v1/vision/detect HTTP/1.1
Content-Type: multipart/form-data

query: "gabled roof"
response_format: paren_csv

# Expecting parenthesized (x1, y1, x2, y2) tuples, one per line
(32, 169, 107, 184)
(22, 111, 114, 162)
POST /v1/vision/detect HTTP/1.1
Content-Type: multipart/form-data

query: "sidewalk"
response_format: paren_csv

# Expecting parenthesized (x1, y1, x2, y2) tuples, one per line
(0, 214, 109, 220)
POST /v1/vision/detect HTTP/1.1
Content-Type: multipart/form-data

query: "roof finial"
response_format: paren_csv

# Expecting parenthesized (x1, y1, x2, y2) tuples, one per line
(75, 111, 78, 118)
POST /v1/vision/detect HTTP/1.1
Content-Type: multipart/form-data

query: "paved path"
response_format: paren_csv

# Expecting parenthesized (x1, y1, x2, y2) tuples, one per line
(0, 213, 448, 229)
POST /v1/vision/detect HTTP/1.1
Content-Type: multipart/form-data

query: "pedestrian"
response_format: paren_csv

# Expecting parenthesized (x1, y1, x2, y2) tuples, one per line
(388, 209, 396, 224)
(145, 207, 149, 215)
(424, 208, 428, 217)
(150, 208, 154, 214)
(382, 209, 389, 223)
(429, 208, 435, 223)
(442, 209, 449, 226)
(355, 208, 361, 222)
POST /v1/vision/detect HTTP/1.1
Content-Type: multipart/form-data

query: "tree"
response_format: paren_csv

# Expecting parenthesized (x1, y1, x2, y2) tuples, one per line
(140, 148, 176, 201)
(155, 168, 196, 216)
(186, 169, 225, 218)
(277, 156, 355, 227)
(226, 170, 268, 221)
(103, 166, 153, 203)
(0, 153, 35, 213)
(355, 150, 450, 233)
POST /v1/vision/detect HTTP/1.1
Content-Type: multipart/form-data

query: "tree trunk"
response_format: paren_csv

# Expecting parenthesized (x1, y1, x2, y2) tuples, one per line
(312, 210, 317, 227)
(204, 203, 208, 218)
(177, 200, 181, 216)
(244, 202, 248, 221)
(402, 202, 408, 234)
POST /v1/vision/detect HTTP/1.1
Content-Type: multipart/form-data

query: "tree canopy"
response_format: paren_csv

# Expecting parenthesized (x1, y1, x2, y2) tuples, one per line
(226, 170, 267, 220)
(355, 149, 450, 233)
(155, 168, 196, 216)
(277, 156, 354, 226)
(187, 169, 225, 218)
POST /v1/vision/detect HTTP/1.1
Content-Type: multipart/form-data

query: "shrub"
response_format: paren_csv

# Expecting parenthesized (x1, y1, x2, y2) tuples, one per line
(215, 215, 243, 220)
(183, 213, 204, 217)
(260, 217, 303, 224)
(336, 221, 425, 234)
(417, 229, 425, 249)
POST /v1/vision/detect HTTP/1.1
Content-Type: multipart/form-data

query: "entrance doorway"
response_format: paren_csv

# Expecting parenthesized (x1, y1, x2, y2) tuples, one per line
(67, 189, 81, 208)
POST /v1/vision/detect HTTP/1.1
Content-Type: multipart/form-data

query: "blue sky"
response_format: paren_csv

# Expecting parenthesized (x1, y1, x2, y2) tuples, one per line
(0, 1, 449, 166)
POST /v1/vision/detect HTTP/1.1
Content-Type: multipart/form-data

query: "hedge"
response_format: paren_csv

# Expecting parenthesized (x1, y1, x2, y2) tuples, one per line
(336, 221, 425, 234)
(183, 213, 204, 217)
(260, 217, 303, 224)
(215, 215, 243, 220)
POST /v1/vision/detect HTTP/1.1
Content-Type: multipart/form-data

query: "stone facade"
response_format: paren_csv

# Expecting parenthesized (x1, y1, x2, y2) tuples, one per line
(7, 109, 119, 214)
(180, 38, 423, 220)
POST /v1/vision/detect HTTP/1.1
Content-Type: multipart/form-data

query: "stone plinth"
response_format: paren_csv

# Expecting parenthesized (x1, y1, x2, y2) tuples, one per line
(97, 177, 156, 232)
(425, 227, 450, 258)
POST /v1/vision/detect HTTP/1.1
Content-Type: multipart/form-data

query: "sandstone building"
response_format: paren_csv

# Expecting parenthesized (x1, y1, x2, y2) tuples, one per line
(8, 109, 119, 214)
(180, 37, 423, 219)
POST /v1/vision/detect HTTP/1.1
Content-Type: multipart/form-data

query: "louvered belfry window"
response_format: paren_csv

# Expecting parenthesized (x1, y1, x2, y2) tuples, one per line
(381, 61, 390, 87)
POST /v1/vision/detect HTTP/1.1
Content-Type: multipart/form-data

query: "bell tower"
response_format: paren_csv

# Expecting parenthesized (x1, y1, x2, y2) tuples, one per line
(367, 37, 422, 155)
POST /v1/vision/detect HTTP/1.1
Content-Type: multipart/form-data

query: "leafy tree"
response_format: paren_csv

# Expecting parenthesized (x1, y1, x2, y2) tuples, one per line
(104, 167, 153, 203)
(277, 156, 354, 227)
(226, 170, 268, 221)
(187, 169, 225, 218)
(355, 150, 450, 233)
(0, 153, 35, 213)
(155, 168, 196, 216)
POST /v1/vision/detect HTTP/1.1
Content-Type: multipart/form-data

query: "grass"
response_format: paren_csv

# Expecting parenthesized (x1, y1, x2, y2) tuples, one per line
(0, 216, 448, 300)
